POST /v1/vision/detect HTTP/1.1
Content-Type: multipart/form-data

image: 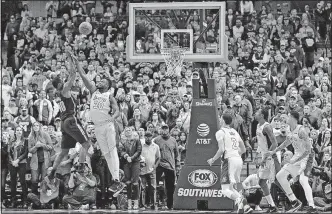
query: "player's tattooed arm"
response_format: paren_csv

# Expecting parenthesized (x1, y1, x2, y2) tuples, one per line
(291, 127, 311, 163)
(270, 135, 292, 155)
(263, 124, 278, 151)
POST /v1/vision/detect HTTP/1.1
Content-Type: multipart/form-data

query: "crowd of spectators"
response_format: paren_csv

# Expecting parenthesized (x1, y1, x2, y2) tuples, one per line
(1, 0, 331, 211)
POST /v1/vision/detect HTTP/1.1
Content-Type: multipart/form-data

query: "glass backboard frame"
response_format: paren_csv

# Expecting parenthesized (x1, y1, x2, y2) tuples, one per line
(160, 29, 194, 54)
(127, 2, 228, 63)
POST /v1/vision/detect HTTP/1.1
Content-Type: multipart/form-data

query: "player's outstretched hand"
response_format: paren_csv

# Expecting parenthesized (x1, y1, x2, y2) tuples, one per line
(66, 50, 78, 64)
(207, 158, 214, 166)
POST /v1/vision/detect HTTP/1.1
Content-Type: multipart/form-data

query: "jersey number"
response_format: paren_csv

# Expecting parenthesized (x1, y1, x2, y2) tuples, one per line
(19, 122, 29, 132)
(231, 137, 238, 150)
(59, 101, 67, 112)
(93, 99, 104, 110)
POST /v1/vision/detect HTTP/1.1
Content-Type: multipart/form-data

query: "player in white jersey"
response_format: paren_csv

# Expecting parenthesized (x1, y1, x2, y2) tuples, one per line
(253, 108, 278, 213)
(73, 56, 125, 196)
(269, 111, 316, 213)
(207, 113, 253, 214)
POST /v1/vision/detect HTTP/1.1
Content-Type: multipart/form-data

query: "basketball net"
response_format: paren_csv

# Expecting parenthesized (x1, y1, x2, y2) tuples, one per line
(161, 46, 187, 77)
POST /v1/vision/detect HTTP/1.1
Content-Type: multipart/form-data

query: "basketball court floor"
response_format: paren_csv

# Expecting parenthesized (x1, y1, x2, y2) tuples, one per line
(2, 209, 330, 214)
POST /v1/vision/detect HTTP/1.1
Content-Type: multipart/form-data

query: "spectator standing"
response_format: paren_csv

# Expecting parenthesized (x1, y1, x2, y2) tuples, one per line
(154, 124, 180, 210)
(5, 15, 20, 40)
(240, 1, 254, 25)
(140, 131, 160, 210)
(1, 134, 10, 209)
(119, 130, 142, 209)
(301, 28, 317, 68)
(14, 106, 37, 138)
(1, 75, 14, 108)
(315, 2, 328, 40)
(28, 122, 53, 194)
(33, 90, 53, 125)
(8, 126, 28, 208)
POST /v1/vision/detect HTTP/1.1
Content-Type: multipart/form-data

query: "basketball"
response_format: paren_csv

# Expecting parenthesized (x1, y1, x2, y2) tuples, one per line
(79, 22, 92, 35)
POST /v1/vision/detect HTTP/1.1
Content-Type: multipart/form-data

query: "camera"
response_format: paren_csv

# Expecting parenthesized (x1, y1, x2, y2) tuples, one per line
(312, 167, 330, 182)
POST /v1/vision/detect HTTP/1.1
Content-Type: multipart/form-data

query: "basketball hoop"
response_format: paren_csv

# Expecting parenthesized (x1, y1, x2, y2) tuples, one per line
(160, 46, 188, 77)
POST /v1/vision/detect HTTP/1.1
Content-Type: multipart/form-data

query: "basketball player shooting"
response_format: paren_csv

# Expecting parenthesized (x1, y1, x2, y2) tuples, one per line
(268, 111, 316, 213)
(207, 114, 253, 214)
(50, 51, 90, 178)
(72, 54, 125, 195)
(253, 108, 278, 213)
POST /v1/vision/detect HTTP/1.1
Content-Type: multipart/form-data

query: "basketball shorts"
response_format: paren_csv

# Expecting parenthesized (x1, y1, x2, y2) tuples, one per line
(61, 116, 88, 149)
(220, 156, 243, 184)
(283, 156, 309, 178)
(94, 121, 117, 154)
(258, 156, 275, 180)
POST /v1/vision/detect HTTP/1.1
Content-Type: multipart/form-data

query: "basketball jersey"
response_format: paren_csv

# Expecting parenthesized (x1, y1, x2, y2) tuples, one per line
(90, 90, 113, 125)
(289, 125, 309, 161)
(256, 122, 269, 155)
(15, 116, 32, 138)
(59, 93, 78, 120)
(216, 127, 241, 159)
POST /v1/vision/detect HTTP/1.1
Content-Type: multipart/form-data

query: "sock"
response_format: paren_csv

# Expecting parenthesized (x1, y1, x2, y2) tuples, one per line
(299, 174, 315, 208)
(265, 194, 276, 207)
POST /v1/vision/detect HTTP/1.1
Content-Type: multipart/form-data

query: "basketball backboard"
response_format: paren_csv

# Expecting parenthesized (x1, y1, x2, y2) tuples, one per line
(127, 2, 227, 63)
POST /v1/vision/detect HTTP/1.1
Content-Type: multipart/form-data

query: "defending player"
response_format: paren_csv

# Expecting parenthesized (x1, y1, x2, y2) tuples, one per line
(268, 111, 317, 213)
(49, 52, 90, 178)
(207, 113, 253, 214)
(253, 108, 278, 213)
(73, 55, 125, 195)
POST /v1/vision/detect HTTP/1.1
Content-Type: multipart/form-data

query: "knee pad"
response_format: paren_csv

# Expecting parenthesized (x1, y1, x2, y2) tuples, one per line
(125, 181, 131, 186)
(132, 182, 139, 187)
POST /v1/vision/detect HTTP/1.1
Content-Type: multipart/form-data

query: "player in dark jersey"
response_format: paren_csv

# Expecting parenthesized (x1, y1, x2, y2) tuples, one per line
(49, 52, 90, 178)
(14, 106, 36, 138)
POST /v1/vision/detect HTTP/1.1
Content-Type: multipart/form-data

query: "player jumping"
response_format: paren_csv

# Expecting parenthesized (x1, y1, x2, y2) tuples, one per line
(268, 111, 317, 213)
(50, 52, 90, 178)
(254, 108, 279, 213)
(207, 113, 253, 214)
(72, 55, 125, 196)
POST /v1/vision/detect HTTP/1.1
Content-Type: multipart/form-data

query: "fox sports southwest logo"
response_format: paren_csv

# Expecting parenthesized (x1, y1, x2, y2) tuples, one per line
(197, 123, 210, 137)
(188, 169, 218, 188)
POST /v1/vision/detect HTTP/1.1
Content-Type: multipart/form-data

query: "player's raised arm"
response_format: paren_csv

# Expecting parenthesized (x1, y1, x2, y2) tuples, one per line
(72, 53, 96, 94)
(62, 52, 77, 98)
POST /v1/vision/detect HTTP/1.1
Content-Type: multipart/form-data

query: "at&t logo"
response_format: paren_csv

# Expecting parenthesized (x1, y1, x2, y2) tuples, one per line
(197, 123, 210, 137)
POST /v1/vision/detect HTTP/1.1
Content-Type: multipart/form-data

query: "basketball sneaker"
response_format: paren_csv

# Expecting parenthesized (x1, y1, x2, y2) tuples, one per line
(286, 199, 302, 213)
(109, 180, 126, 197)
(266, 205, 279, 213)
